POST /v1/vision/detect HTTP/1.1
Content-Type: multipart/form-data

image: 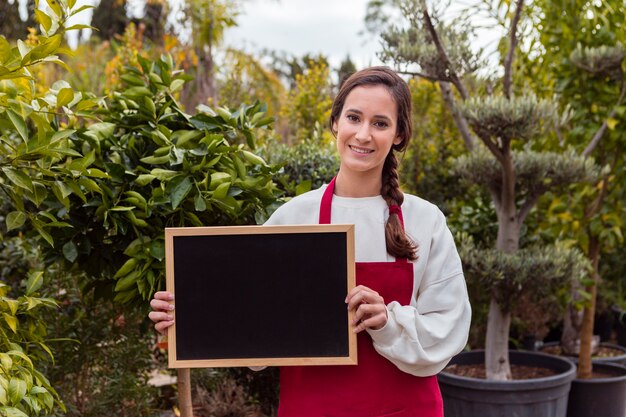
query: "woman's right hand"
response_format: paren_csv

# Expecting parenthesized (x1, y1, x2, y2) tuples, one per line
(148, 291, 175, 334)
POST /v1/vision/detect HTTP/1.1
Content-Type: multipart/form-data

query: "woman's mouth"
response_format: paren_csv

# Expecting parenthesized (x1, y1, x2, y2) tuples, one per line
(349, 145, 374, 154)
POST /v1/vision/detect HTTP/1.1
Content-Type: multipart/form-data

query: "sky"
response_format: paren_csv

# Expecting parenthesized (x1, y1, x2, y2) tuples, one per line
(223, 0, 384, 68)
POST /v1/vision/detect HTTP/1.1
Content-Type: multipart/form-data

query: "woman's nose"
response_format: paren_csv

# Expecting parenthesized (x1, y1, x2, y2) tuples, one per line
(355, 124, 371, 142)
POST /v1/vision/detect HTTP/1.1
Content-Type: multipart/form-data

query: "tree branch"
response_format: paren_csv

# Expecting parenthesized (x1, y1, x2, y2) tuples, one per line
(503, 0, 525, 99)
(418, 0, 470, 100)
(517, 188, 544, 225)
(438, 81, 476, 151)
(582, 81, 626, 157)
(396, 69, 440, 83)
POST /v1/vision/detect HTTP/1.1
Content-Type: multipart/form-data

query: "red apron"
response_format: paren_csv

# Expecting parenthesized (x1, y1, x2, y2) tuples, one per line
(278, 178, 443, 417)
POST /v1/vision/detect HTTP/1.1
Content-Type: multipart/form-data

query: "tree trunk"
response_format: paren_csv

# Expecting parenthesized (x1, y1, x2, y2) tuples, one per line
(485, 298, 513, 380)
(178, 368, 194, 417)
(578, 236, 600, 379)
(485, 149, 519, 380)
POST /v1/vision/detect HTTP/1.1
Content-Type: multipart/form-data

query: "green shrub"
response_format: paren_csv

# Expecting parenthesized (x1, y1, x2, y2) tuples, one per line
(260, 137, 338, 197)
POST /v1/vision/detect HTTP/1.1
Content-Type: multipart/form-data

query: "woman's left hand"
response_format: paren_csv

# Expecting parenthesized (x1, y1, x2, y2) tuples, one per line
(345, 285, 387, 333)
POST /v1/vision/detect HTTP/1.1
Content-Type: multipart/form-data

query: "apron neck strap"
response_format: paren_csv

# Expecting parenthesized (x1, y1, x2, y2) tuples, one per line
(319, 177, 336, 225)
(319, 176, 408, 263)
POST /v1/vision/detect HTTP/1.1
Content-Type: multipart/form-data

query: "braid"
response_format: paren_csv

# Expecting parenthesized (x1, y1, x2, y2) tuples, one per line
(382, 152, 418, 261)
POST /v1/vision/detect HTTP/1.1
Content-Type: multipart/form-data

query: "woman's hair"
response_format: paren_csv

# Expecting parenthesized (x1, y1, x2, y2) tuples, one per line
(330, 66, 418, 261)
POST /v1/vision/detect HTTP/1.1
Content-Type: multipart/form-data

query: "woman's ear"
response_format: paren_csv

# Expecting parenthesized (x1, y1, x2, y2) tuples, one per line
(393, 136, 403, 146)
(332, 119, 338, 134)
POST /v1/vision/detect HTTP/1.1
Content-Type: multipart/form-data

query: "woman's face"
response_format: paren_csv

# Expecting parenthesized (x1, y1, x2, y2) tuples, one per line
(333, 85, 401, 178)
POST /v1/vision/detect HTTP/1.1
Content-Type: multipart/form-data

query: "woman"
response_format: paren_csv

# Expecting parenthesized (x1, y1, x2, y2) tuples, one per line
(149, 67, 471, 417)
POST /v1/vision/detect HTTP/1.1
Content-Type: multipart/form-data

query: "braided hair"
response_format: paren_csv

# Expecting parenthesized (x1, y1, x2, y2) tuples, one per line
(330, 67, 418, 261)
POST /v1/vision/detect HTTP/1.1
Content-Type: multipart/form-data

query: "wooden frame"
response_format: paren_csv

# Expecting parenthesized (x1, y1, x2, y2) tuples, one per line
(165, 224, 356, 368)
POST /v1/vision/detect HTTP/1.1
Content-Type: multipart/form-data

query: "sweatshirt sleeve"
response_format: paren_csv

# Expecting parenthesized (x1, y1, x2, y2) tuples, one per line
(366, 209, 471, 376)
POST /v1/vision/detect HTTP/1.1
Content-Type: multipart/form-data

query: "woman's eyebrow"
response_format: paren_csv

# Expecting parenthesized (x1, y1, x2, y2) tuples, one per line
(345, 108, 393, 121)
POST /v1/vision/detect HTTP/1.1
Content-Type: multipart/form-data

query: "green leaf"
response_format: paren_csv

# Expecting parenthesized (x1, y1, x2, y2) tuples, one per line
(25, 271, 43, 295)
(169, 176, 192, 209)
(6, 211, 26, 231)
(120, 74, 145, 86)
(149, 240, 165, 261)
(194, 192, 207, 211)
(150, 169, 179, 180)
(3, 314, 17, 333)
(7, 378, 27, 405)
(22, 34, 62, 64)
(115, 270, 140, 292)
(296, 180, 312, 196)
(0, 352, 13, 371)
(34, 9, 52, 33)
(6, 109, 28, 142)
(0, 407, 29, 417)
(114, 258, 138, 279)
(0, 37, 12, 62)
(2, 168, 34, 192)
(4, 299, 18, 315)
(69, 4, 94, 17)
(170, 79, 185, 92)
(62, 241, 78, 262)
(46, 0, 62, 17)
(213, 182, 230, 199)
(65, 24, 92, 31)
(135, 174, 156, 186)
(57, 88, 74, 107)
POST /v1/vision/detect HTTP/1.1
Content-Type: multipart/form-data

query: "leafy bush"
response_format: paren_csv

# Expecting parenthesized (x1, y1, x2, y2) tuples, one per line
(42, 55, 281, 304)
(44, 272, 159, 417)
(260, 137, 338, 197)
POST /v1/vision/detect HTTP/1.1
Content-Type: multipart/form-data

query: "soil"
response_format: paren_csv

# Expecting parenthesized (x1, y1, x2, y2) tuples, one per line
(540, 344, 626, 359)
(443, 363, 557, 379)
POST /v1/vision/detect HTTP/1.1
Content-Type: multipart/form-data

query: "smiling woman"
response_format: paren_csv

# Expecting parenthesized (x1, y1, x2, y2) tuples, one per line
(150, 66, 471, 417)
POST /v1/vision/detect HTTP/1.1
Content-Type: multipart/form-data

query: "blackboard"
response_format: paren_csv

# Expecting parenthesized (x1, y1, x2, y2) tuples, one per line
(165, 224, 356, 368)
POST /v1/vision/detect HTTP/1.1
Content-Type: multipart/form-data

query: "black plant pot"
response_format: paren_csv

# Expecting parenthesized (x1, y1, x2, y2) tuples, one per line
(438, 350, 576, 417)
(566, 362, 626, 417)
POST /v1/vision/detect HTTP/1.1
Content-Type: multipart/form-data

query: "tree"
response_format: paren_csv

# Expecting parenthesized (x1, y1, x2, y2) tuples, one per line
(523, 0, 626, 379)
(91, 0, 129, 40)
(375, 0, 595, 380)
(279, 60, 333, 144)
(0, 0, 25, 40)
(337, 54, 357, 89)
(178, 0, 240, 110)
(141, 0, 167, 45)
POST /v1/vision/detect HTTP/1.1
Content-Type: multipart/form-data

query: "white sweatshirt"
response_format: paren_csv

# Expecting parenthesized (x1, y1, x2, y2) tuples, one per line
(264, 184, 471, 376)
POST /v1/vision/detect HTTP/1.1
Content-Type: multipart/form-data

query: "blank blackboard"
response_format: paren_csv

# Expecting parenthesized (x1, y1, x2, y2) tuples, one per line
(165, 225, 356, 368)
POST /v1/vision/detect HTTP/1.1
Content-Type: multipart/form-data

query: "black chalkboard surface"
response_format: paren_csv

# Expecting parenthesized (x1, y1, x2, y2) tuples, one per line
(165, 225, 356, 368)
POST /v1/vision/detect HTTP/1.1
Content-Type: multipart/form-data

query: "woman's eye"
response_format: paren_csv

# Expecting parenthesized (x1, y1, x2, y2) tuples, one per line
(374, 121, 389, 128)
(347, 114, 359, 122)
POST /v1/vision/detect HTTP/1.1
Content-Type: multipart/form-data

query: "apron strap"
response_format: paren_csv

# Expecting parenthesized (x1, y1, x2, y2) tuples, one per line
(319, 176, 408, 263)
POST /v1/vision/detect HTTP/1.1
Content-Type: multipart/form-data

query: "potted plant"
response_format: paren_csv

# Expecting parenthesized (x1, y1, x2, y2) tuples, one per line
(519, 1, 626, 415)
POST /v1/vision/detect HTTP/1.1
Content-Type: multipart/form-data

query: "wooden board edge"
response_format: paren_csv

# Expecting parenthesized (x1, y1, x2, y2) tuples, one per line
(168, 356, 358, 368)
(346, 224, 358, 365)
(164, 224, 354, 236)
(165, 229, 177, 369)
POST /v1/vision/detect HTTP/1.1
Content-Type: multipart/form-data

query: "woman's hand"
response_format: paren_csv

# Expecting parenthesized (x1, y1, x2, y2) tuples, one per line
(345, 285, 387, 333)
(148, 291, 175, 334)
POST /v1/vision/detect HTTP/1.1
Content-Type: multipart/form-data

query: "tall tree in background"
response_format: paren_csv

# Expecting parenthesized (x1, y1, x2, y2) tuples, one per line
(337, 55, 357, 88)
(142, 0, 166, 45)
(92, 0, 128, 40)
(180, 0, 240, 110)
(0, 0, 25, 40)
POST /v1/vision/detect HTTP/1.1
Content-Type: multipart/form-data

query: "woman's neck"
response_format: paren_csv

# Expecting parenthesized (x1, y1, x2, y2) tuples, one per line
(334, 169, 383, 197)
